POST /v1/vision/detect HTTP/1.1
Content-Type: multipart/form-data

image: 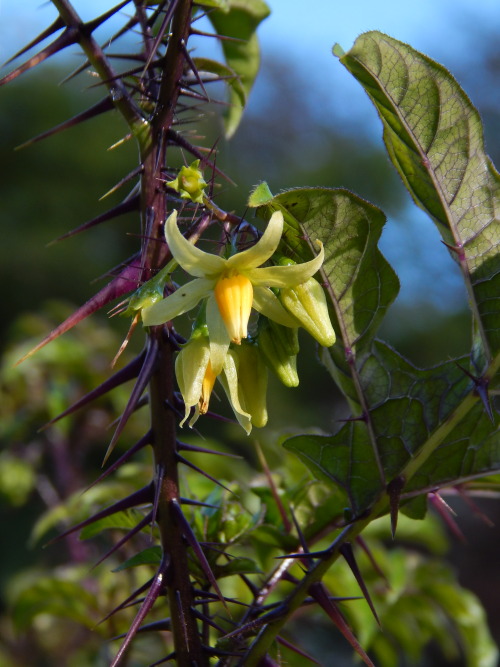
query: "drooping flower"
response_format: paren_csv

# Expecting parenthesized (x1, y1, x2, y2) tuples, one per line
(174, 331, 215, 427)
(174, 330, 268, 434)
(219, 343, 268, 434)
(142, 209, 325, 374)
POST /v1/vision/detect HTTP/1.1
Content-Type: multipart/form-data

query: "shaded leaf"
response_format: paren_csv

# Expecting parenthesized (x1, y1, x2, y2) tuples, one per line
(113, 546, 162, 572)
(80, 509, 147, 540)
(213, 557, 262, 579)
(285, 341, 500, 516)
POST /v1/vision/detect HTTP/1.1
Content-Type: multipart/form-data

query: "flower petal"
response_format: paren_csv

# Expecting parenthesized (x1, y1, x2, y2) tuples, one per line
(227, 210, 284, 271)
(247, 240, 325, 288)
(252, 286, 299, 328)
(175, 337, 210, 426)
(142, 277, 213, 325)
(219, 351, 252, 434)
(206, 294, 231, 375)
(165, 210, 226, 277)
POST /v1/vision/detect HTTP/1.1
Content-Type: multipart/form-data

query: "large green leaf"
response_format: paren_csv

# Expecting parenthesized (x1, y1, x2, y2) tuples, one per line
(338, 31, 500, 363)
(249, 180, 500, 518)
(208, 0, 270, 137)
(285, 341, 500, 515)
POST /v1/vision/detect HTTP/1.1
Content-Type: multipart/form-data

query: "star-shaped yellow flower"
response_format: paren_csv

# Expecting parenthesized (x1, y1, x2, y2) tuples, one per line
(142, 210, 325, 374)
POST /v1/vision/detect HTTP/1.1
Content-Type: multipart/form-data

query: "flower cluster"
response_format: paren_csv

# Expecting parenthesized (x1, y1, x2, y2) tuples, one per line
(142, 209, 335, 433)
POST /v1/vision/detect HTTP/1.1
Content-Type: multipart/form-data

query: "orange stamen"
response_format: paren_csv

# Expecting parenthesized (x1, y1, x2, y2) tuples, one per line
(199, 361, 217, 415)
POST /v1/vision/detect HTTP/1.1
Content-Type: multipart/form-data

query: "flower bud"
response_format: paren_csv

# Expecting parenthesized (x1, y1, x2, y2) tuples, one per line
(166, 160, 207, 204)
(280, 271, 335, 347)
(258, 320, 300, 388)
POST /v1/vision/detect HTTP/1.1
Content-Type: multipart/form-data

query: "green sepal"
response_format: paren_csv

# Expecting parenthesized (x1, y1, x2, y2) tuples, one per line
(123, 259, 176, 317)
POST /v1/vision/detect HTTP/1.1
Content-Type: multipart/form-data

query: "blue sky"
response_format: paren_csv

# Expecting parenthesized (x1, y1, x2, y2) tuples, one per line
(2, 1, 499, 312)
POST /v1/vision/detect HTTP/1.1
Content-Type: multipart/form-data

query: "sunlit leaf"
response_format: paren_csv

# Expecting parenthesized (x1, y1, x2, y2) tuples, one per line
(208, 0, 271, 137)
(338, 31, 500, 364)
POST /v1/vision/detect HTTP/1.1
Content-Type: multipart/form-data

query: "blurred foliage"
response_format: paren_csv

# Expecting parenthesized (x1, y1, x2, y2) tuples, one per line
(1, 306, 497, 666)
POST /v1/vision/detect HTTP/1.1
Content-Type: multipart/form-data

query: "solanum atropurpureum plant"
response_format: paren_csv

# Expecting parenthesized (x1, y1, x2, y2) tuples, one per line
(3, 0, 500, 665)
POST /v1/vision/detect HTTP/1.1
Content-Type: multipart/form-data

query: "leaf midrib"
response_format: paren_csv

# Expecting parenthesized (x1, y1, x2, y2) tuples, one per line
(346, 36, 492, 363)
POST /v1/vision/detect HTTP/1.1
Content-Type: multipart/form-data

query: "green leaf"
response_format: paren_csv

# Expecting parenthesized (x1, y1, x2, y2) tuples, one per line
(80, 509, 146, 540)
(197, 0, 230, 10)
(207, 0, 271, 138)
(0, 453, 35, 506)
(193, 57, 246, 108)
(250, 186, 399, 356)
(213, 557, 262, 579)
(338, 31, 500, 363)
(417, 562, 499, 667)
(113, 546, 162, 572)
(285, 340, 500, 516)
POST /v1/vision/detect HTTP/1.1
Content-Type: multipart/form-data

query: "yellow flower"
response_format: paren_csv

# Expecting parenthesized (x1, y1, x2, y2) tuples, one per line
(142, 210, 325, 374)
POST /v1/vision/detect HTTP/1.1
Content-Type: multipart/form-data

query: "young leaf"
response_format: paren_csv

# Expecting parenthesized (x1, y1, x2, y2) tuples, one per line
(207, 0, 271, 137)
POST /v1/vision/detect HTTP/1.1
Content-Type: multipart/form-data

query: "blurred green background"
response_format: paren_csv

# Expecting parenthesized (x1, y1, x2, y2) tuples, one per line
(2, 3, 500, 665)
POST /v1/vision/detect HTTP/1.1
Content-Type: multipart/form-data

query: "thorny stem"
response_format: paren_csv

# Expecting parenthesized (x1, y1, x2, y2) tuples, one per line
(50, 0, 144, 130)
(149, 328, 206, 666)
(141, 1, 206, 664)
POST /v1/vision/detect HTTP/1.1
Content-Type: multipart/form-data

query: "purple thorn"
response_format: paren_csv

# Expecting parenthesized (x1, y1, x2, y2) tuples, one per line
(49, 193, 139, 244)
(455, 362, 494, 423)
(276, 635, 321, 665)
(40, 350, 145, 430)
(97, 576, 154, 626)
(0, 28, 78, 86)
(3, 17, 65, 65)
(339, 543, 380, 626)
(47, 483, 154, 545)
(110, 556, 170, 667)
(176, 454, 233, 493)
(102, 336, 159, 465)
(308, 582, 376, 667)
(85, 430, 152, 492)
(17, 260, 142, 364)
(429, 492, 466, 543)
(170, 499, 227, 609)
(17, 97, 115, 151)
